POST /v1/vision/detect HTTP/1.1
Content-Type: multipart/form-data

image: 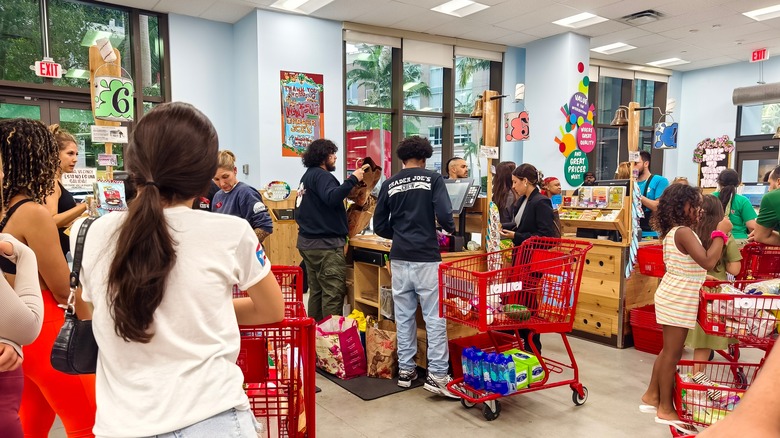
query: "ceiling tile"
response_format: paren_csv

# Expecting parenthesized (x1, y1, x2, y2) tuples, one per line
(489, 31, 538, 47)
(201, 1, 254, 23)
(574, 19, 632, 38)
(637, 6, 728, 33)
(391, 9, 459, 32)
(351, 1, 422, 27)
(459, 25, 516, 42)
(466, 1, 546, 25)
(493, 3, 581, 31)
(589, 26, 652, 47)
(154, 0, 216, 16)
(313, 0, 385, 21)
(658, 16, 763, 40)
(427, 20, 486, 38)
(592, 0, 669, 20)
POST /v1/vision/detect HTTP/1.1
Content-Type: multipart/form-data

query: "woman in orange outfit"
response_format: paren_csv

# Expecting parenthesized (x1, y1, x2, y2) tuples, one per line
(0, 119, 95, 438)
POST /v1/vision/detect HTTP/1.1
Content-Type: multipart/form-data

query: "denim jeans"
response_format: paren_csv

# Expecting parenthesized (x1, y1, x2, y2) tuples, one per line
(143, 408, 257, 438)
(391, 260, 449, 376)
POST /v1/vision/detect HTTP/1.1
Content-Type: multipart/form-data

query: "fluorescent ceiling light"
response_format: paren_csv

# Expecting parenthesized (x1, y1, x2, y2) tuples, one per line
(743, 4, 780, 21)
(647, 57, 690, 67)
(552, 12, 608, 29)
(270, 0, 334, 14)
(431, 0, 489, 18)
(591, 42, 636, 55)
(65, 68, 90, 79)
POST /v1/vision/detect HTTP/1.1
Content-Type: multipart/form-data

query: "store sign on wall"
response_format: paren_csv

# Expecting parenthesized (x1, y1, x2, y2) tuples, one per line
(564, 150, 589, 186)
(699, 148, 729, 188)
(281, 71, 324, 157)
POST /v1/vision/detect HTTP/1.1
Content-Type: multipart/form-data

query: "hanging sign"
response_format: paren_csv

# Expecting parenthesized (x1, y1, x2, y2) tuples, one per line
(564, 149, 589, 187)
(93, 66, 134, 122)
(504, 111, 529, 142)
(653, 121, 678, 149)
(34, 58, 63, 79)
(90, 125, 128, 143)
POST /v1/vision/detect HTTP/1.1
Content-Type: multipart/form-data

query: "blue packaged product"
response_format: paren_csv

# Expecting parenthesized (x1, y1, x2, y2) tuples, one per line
(472, 349, 485, 390)
(484, 353, 496, 393)
(461, 347, 474, 388)
(494, 355, 509, 395)
(503, 354, 517, 394)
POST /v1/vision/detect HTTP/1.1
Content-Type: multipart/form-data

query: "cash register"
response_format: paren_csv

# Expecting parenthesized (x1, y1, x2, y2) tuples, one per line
(444, 178, 481, 251)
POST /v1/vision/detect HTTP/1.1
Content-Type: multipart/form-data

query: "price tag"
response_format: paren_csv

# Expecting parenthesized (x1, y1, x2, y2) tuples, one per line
(629, 151, 641, 163)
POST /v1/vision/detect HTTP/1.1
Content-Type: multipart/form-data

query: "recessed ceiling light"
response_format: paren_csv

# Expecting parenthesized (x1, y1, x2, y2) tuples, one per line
(269, 0, 334, 15)
(431, 0, 489, 17)
(552, 12, 608, 29)
(743, 4, 780, 21)
(647, 57, 690, 67)
(591, 42, 636, 55)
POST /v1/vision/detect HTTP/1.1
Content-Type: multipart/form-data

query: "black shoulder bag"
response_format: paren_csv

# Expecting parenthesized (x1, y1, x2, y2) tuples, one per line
(638, 174, 657, 232)
(51, 217, 98, 375)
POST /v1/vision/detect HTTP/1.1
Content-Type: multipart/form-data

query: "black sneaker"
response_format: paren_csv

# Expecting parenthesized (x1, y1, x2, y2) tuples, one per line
(424, 373, 460, 399)
(398, 368, 418, 388)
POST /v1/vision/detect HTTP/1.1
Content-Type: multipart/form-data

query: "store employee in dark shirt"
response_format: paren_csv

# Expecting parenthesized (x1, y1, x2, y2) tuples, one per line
(295, 139, 365, 322)
(374, 136, 458, 398)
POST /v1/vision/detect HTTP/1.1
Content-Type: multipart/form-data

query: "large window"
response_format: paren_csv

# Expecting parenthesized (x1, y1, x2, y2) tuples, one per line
(739, 103, 780, 136)
(344, 36, 501, 179)
(0, 0, 169, 121)
(587, 69, 668, 179)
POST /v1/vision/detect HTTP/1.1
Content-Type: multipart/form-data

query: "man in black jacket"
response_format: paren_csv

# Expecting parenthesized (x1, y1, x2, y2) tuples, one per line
(295, 139, 365, 321)
(374, 136, 458, 397)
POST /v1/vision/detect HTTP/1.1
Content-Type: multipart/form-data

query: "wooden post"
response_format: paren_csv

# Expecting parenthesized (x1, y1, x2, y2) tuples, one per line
(89, 46, 122, 180)
(481, 90, 500, 250)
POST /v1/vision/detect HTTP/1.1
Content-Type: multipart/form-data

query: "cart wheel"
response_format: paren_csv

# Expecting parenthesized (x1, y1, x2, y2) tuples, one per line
(482, 401, 501, 421)
(572, 387, 588, 406)
(735, 369, 748, 389)
(461, 399, 476, 409)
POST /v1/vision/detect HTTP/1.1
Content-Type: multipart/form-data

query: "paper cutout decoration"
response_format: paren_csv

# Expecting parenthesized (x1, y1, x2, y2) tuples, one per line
(653, 118, 678, 149)
(504, 111, 529, 142)
(264, 181, 291, 201)
(555, 62, 596, 159)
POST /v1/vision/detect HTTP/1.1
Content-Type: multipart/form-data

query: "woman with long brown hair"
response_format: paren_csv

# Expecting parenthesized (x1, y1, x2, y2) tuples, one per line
(0, 119, 96, 437)
(492, 161, 516, 224)
(44, 125, 87, 257)
(72, 102, 284, 437)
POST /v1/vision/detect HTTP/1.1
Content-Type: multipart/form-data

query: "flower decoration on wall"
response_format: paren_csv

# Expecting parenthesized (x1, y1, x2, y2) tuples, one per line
(692, 135, 734, 163)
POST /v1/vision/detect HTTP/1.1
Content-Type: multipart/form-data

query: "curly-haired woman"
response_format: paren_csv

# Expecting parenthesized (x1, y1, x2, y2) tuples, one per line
(43, 125, 87, 258)
(0, 119, 95, 437)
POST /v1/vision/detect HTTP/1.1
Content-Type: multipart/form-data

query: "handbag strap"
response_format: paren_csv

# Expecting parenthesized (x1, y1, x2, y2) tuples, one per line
(65, 218, 96, 313)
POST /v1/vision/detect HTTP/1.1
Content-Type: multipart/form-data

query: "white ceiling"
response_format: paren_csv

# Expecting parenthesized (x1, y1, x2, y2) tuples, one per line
(106, 0, 780, 72)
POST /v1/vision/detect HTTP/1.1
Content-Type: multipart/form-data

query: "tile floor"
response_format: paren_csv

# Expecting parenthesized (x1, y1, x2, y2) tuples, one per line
(48, 332, 763, 437)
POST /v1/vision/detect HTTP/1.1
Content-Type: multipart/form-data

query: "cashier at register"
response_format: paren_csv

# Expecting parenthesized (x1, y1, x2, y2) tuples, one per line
(446, 157, 469, 179)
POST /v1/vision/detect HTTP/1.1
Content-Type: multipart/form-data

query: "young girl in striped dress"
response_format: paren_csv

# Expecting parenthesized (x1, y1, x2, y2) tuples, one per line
(640, 184, 732, 434)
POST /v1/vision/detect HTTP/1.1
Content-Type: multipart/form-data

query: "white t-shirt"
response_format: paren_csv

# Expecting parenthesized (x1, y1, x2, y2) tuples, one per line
(72, 206, 270, 437)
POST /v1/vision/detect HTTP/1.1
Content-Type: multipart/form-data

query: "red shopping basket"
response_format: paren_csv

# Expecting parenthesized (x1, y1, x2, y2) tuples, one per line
(737, 243, 780, 280)
(674, 360, 760, 428)
(697, 280, 780, 347)
(637, 244, 665, 277)
(439, 237, 592, 333)
(629, 305, 663, 355)
(239, 301, 316, 437)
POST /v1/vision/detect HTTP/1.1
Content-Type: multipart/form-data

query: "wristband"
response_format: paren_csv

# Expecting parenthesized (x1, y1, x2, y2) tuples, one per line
(710, 230, 728, 245)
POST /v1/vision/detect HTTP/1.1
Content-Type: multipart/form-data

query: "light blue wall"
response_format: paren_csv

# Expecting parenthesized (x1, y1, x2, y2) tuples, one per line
(501, 46, 526, 165)
(232, 11, 261, 184)
(671, 57, 780, 183)
(524, 33, 590, 189)
(167, 10, 344, 188)
(168, 14, 235, 150)
(255, 10, 344, 185)
(662, 71, 683, 178)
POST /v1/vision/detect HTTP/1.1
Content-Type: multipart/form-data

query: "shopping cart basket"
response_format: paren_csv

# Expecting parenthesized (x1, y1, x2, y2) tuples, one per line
(737, 242, 780, 281)
(234, 265, 305, 304)
(238, 301, 316, 437)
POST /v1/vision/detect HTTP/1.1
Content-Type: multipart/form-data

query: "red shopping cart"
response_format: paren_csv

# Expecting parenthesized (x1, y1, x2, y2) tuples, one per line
(439, 237, 592, 420)
(238, 301, 316, 437)
(234, 265, 305, 304)
(737, 242, 780, 281)
(669, 360, 761, 437)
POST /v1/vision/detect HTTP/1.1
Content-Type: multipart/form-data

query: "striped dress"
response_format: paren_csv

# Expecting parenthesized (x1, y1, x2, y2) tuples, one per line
(655, 226, 707, 329)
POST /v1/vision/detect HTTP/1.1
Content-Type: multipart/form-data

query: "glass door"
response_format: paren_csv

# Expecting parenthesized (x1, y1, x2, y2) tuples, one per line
(0, 96, 46, 121)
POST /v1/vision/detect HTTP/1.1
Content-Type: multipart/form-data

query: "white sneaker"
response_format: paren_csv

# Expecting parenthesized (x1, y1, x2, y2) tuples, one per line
(424, 373, 460, 399)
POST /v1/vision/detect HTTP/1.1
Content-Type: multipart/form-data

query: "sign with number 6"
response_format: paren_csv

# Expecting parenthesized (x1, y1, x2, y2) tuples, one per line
(94, 76, 134, 122)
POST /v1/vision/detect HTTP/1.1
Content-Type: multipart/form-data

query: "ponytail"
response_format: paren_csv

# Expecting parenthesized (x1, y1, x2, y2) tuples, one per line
(512, 163, 543, 189)
(716, 169, 740, 213)
(107, 102, 218, 343)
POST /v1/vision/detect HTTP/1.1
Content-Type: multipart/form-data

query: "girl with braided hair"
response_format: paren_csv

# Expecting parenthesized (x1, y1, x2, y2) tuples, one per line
(0, 118, 96, 438)
(44, 125, 87, 258)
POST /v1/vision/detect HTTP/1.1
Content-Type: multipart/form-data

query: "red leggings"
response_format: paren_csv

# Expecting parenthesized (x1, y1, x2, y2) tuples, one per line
(18, 291, 96, 438)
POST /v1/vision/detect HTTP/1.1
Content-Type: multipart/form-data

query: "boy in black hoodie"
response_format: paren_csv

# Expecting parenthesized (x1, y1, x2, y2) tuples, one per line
(374, 136, 457, 397)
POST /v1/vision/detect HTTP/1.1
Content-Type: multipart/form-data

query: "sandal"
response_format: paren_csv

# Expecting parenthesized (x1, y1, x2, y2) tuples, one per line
(654, 417, 698, 435)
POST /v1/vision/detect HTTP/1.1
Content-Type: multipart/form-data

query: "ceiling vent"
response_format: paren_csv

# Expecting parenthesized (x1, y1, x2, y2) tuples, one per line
(621, 10, 664, 26)
(733, 83, 780, 105)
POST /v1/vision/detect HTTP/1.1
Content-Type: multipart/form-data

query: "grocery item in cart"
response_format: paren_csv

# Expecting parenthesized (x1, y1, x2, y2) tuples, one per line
(504, 348, 545, 384)
(743, 278, 780, 295)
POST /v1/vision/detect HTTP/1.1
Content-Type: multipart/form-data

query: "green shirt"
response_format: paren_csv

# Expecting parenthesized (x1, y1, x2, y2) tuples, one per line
(757, 188, 780, 231)
(709, 239, 742, 280)
(713, 192, 758, 239)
